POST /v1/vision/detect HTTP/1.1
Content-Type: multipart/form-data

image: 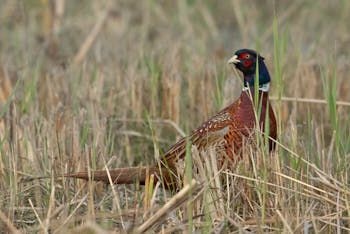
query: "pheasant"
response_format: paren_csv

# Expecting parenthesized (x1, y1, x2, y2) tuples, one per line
(31, 49, 277, 190)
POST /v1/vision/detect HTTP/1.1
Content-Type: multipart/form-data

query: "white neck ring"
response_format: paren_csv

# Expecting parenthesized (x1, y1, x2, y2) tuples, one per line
(242, 82, 270, 92)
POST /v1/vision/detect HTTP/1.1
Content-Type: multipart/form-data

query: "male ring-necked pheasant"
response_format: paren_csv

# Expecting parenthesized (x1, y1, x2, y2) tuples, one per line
(35, 49, 277, 189)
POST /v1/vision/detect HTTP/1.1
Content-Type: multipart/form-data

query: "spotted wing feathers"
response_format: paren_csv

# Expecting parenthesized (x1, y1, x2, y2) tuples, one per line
(162, 108, 234, 165)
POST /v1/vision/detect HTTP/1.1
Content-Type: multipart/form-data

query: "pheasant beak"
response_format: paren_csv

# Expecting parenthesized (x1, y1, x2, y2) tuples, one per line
(227, 55, 240, 65)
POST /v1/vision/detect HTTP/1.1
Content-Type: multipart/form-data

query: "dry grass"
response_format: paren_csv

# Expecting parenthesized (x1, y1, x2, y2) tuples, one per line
(0, 0, 350, 233)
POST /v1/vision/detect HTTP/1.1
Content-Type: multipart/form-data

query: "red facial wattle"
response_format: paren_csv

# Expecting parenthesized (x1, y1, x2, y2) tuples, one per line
(238, 52, 254, 67)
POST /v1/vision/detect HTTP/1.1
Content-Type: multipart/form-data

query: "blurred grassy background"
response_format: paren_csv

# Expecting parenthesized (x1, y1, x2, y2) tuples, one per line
(0, 0, 350, 232)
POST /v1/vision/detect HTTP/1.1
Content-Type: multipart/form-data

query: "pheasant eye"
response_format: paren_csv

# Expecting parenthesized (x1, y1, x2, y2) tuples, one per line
(245, 54, 250, 59)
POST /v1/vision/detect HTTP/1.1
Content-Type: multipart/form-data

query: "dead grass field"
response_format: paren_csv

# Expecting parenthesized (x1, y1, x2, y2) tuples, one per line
(0, 0, 350, 233)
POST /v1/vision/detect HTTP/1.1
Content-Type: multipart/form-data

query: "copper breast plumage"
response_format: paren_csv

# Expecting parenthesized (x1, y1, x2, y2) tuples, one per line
(161, 89, 277, 169)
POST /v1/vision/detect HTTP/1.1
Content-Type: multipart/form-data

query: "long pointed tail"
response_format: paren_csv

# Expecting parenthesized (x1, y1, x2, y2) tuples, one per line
(22, 166, 159, 185)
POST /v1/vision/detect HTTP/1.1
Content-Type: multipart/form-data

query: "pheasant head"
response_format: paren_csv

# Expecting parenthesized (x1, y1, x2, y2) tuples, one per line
(228, 49, 271, 89)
